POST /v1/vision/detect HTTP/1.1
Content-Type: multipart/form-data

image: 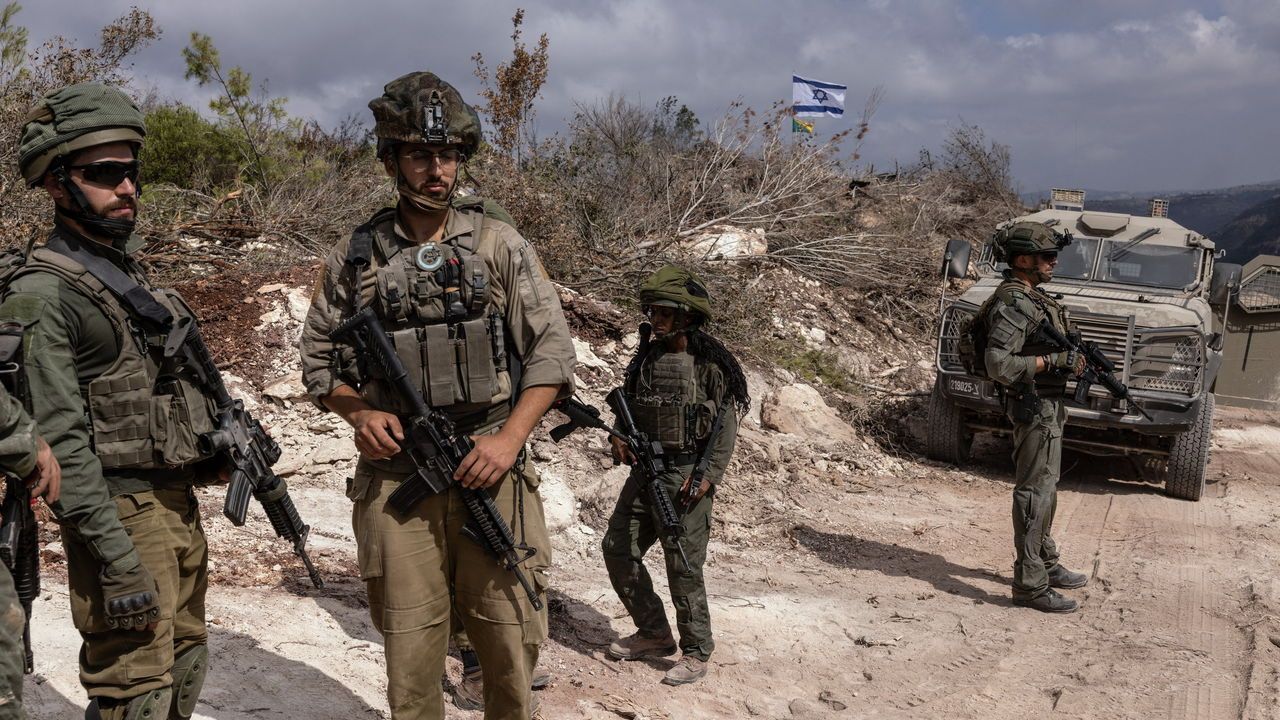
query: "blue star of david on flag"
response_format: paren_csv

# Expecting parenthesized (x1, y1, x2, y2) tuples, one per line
(793, 75, 846, 118)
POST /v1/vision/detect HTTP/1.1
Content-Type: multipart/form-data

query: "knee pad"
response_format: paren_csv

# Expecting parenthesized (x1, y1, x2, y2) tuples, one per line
(170, 645, 209, 718)
(86, 688, 174, 720)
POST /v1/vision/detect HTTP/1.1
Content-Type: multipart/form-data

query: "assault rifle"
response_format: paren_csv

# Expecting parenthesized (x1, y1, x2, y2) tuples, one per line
(164, 316, 324, 589)
(551, 393, 690, 570)
(1039, 318, 1154, 421)
(330, 307, 542, 610)
(0, 476, 38, 673)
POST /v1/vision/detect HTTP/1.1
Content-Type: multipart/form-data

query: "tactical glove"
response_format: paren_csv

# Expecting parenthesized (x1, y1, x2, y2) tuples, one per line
(1047, 350, 1086, 378)
(100, 562, 161, 630)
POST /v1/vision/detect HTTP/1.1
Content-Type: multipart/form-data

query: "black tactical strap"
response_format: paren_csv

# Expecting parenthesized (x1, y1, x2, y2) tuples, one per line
(43, 234, 173, 330)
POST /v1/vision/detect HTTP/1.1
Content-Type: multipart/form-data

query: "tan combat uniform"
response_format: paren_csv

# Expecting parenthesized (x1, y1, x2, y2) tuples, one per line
(301, 201, 575, 720)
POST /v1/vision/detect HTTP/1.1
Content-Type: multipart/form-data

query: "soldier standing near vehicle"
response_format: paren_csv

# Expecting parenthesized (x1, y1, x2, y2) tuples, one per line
(0, 384, 61, 719)
(983, 222, 1090, 613)
(603, 266, 747, 685)
(7, 82, 221, 719)
(300, 71, 575, 720)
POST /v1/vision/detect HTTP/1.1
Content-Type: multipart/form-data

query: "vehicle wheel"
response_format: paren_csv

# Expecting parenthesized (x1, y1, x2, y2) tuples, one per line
(1165, 393, 1215, 501)
(926, 377, 972, 464)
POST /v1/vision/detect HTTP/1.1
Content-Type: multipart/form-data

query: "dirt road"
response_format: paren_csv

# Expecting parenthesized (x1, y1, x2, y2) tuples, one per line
(21, 406, 1280, 719)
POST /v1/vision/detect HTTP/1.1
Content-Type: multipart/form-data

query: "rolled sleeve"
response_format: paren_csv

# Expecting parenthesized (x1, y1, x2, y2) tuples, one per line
(300, 259, 357, 408)
(498, 228, 576, 396)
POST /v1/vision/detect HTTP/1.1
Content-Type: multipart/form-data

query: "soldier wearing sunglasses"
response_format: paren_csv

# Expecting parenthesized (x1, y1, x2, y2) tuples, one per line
(983, 222, 1089, 614)
(5, 83, 222, 720)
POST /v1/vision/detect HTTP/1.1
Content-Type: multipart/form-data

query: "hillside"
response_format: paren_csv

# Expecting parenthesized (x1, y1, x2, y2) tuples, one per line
(1212, 193, 1280, 262)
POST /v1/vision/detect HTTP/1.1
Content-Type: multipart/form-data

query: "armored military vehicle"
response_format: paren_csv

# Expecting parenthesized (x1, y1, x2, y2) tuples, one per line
(927, 189, 1241, 500)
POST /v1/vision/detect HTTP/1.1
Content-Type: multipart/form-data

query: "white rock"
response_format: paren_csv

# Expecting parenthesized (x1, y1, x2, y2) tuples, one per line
(536, 468, 577, 533)
(680, 225, 768, 262)
(257, 283, 287, 295)
(571, 337, 610, 371)
(622, 332, 639, 351)
(761, 383, 859, 450)
(262, 371, 307, 402)
(285, 288, 312, 325)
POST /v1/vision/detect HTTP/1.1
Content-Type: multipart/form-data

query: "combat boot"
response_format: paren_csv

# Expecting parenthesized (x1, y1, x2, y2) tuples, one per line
(1012, 588, 1078, 614)
(607, 631, 678, 660)
(662, 655, 708, 686)
(452, 666, 484, 711)
(1048, 565, 1089, 589)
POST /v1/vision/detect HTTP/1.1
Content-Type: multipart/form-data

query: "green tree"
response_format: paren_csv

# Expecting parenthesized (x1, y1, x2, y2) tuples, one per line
(139, 103, 240, 190)
(182, 32, 285, 190)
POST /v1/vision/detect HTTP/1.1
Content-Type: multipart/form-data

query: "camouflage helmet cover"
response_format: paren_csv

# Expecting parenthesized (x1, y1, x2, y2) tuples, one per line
(991, 221, 1072, 263)
(369, 71, 482, 158)
(18, 82, 146, 186)
(639, 265, 713, 322)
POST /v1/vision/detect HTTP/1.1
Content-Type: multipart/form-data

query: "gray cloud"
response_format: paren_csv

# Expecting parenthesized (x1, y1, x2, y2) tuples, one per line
(15, 0, 1277, 192)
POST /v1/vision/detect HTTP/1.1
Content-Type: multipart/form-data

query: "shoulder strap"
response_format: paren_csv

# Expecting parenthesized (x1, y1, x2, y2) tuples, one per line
(43, 235, 172, 330)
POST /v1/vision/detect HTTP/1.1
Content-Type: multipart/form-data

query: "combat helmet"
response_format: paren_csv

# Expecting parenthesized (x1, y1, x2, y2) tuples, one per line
(369, 71, 482, 159)
(639, 265, 713, 323)
(991, 221, 1072, 263)
(18, 82, 145, 187)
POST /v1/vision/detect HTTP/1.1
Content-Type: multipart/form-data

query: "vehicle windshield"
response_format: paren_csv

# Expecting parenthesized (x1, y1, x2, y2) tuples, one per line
(1097, 241, 1200, 288)
(983, 237, 1098, 280)
(1052, 237, 1097, 280)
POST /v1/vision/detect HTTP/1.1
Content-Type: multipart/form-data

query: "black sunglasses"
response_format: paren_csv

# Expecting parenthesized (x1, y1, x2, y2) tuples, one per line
(68, 160, 141, 188)
(1037, 251, 1059, 261)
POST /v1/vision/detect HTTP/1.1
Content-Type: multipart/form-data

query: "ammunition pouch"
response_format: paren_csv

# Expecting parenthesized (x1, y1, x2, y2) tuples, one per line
(1004, 384, 1041, 424)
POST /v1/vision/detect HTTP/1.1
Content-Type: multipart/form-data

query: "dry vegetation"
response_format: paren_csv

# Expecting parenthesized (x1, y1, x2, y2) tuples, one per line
(0, 5, 1021, 367)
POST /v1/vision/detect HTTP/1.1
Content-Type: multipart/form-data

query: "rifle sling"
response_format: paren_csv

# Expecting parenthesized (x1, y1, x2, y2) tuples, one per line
(44, 234, 173, 331)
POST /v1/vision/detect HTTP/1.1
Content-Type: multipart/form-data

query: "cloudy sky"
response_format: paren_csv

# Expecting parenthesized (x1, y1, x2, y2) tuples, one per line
(16, 0, 1280, 193)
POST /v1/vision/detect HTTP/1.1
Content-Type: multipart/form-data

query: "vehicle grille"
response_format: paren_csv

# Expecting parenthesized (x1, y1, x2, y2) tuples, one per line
(940, 304, 1203, 397)
(937, 303, 972, 372)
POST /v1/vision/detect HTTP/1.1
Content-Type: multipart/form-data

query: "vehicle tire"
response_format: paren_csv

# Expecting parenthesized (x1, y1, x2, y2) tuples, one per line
(1165, 393, 1215, 501)
(926, 377, 972, 464)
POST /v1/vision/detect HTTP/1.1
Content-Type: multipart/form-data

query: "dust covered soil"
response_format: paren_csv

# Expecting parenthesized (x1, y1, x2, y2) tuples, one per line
(23, 411, 1280, 719)
(17, 268, 1280, 719)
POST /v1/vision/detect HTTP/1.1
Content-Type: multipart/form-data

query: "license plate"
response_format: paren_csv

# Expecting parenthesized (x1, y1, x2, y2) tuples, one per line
(947, 377, 982, 398)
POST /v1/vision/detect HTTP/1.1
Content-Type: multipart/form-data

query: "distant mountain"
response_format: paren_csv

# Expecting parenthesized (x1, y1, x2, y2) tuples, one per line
(1211, 194, 1280, 263)
(1019, 181, 1280, 245)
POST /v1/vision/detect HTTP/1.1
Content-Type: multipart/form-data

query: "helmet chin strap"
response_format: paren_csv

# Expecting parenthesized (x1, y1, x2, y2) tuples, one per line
(51, 165, 136, 241)
(395, 163, 456, 214)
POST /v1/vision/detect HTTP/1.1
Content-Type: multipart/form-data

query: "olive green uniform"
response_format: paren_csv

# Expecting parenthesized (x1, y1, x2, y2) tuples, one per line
(0, 385, 40, 719)
(983, 271, 1074, 600)
(0, 228, 211, 709)
(301, 202, 575, 720)
(602, 345, 737, 662)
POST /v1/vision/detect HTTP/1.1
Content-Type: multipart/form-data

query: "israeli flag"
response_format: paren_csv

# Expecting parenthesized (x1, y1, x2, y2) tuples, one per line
(793, 75, 846, 118)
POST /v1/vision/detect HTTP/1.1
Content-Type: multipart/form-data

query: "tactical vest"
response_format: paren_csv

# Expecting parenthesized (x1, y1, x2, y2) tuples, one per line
(999, 280, 1072, 393)
(343, 203, 513, 429)
(627, 347, 712, 454)
(9, 247, 219, 469)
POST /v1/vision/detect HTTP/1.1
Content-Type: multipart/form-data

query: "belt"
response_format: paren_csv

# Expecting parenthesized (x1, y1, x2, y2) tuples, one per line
(664, 452, 698, 466)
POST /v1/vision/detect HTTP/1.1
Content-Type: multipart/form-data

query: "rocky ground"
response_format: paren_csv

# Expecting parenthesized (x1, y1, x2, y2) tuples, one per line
(17, 270, 1280, 719)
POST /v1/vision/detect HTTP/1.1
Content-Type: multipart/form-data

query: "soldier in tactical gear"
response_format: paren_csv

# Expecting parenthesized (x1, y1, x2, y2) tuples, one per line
(603, 266, 747, 685)
(0, 384, 61, 720)
(5, 82, 220, 719)
(300, 71, 576, 720)
(984, 221, 1090, 614)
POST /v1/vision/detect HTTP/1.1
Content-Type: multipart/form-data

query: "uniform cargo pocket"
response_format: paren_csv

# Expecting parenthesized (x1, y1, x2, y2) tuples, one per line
(114, 493, 159, 536)
(347, 465, 374, 502)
